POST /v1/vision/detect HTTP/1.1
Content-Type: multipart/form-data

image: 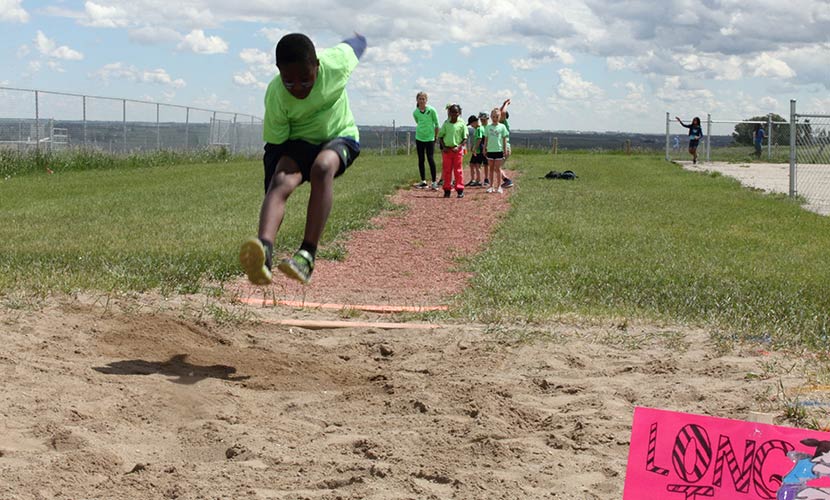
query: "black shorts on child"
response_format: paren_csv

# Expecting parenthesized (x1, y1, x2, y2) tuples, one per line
(263, 137, 360, 192)
(471, 153, 487, 165)
(486, 151, 505, 160)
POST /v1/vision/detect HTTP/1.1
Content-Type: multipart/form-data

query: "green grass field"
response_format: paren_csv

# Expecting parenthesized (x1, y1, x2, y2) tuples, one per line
(2, 151, 828, 348)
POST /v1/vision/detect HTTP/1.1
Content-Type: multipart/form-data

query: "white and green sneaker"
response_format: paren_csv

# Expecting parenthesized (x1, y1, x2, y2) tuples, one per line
(277, 249, 315, 284)
(239, 238, 273, 285)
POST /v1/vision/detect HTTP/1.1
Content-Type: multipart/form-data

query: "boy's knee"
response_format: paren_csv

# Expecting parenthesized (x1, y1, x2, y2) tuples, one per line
(310, 154, 340, 181)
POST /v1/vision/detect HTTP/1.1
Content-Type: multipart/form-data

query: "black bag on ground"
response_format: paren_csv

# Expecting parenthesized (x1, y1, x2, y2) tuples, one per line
(544, 170, 577, 180)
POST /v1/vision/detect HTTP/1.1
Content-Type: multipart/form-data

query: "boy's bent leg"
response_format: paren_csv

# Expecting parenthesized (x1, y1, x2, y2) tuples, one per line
(277, 149, 339, 284)
(242, 156, 303, 285)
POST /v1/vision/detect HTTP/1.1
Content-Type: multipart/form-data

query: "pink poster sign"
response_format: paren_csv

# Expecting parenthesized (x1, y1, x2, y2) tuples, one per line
(624, 407, 830, 500)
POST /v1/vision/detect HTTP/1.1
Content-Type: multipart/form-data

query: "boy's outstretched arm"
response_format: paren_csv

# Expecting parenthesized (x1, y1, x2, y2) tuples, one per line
(343, 33, 367, 60)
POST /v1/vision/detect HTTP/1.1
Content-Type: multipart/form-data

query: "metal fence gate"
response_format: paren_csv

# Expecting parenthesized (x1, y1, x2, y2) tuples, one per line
(789, 100, 830, 214)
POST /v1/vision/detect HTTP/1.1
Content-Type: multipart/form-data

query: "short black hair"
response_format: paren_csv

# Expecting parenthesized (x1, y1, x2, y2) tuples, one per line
(276, 33, 317, 67)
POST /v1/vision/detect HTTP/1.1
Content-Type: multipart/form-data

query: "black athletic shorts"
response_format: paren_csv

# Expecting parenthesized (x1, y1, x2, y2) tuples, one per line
(470, 153, 487, 165)
(263, 137, 360, 192)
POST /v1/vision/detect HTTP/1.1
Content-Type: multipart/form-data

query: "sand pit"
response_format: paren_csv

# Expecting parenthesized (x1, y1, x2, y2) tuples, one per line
(0, 293, 817, 499)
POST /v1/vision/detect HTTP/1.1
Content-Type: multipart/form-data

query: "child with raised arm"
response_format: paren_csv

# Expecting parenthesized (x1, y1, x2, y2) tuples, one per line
(413, 92, 440, 189)
(483, 107, 509, 194)
(675, 116, 703, 164)
(239, 32, 366, 285)
(437, 103, 468, 198)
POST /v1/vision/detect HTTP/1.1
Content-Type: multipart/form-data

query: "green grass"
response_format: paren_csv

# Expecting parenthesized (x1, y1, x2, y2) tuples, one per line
(454, 153, 830, 348)
(2, 151, 829, 348)
(0, 155, 409, 294)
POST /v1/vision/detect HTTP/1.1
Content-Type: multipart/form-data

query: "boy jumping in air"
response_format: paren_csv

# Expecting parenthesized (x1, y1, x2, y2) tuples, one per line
(240, 32, 366, 285)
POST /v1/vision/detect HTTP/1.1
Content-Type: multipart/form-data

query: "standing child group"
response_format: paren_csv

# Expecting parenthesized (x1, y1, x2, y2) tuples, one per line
(415, 94, 515, 198)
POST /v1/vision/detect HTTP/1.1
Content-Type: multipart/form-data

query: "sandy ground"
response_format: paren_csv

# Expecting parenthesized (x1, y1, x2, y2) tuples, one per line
(1, 292, 817, 500)
(679, 160, 830, 216)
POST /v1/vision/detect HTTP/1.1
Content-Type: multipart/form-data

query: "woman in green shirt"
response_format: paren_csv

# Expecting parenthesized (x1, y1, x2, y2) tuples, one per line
(413, 91, 439, 189)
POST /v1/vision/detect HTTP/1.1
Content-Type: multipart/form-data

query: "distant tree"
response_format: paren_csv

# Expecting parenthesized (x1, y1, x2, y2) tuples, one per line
(732, 113, 789, 146)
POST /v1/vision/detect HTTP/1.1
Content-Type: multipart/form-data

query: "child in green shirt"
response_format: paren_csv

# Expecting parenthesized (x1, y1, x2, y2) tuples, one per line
(437, 103, 468, 198)
(239, 32, 366, 285)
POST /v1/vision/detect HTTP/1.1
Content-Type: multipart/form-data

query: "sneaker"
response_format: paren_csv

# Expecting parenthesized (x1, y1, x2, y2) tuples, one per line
(501, 178, 514, 188)
(497, 187, 504, 194)
(437, 179, 444, 186)
(239, 238, 273, 285)
(470, 180, 481, 187)
(430, 181, 438, 190)
(465, 180, 474, 187)
(485, 187, 494, 193)
(457, 190, 464, 198)
(414, 181, 428, 189)
(483, 178, 490, 186)
(277, 249, 315, 284)
(443, 190, 451, 198)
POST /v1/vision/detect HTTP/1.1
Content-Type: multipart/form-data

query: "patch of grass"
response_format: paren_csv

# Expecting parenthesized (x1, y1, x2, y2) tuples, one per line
(0, 154, 411, 294)
(455, 153, 830, 349)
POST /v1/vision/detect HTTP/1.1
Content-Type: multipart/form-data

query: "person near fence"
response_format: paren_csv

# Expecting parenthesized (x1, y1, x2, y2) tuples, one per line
(483, 107, 510, 194)
(753, 124, 765, 159)
(413, 91, 440, 190)
(466, 114, 486, 187)
(438, 103, 468, 198)
(239, 32, 366, 286)
(675, 116, 703, 164)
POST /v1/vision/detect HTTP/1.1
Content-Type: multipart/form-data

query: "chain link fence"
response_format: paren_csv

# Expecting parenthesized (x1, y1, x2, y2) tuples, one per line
(0, 86, 263, 155)
(790, 100, 830, 214)
(665, 112, 789, 163)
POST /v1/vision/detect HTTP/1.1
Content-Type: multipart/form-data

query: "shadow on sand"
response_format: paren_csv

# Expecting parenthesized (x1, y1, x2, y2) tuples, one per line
(93, 354, 251, 384)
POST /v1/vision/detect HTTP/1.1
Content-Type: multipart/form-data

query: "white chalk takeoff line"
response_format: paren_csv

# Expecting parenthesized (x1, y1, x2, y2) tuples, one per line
(237, 296, 448, 313)
(262, 318, 443, 330)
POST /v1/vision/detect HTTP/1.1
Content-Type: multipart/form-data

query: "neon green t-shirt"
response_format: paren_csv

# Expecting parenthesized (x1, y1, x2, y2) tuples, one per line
(485, 123, 509, 153)
(438, 120, 468, 148)
(474, 126, 486, 154)
(413, 105, 439, 142)
(263, 42, 359, 144)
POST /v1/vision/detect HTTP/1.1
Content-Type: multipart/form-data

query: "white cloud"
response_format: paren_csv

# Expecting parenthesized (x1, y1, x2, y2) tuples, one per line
(0, 0, 29, 22)
(16, 44, 29, 58)
(83, 1, 129, 28)
(233, 71, 267, 90)
(92, 62, 186, 88)
(239, 48, 274, 77)
(34, 31, 84, 61)
(557, 68, 603, 99)
(178, 30, 229, 54)
(751, 53, 796, 79)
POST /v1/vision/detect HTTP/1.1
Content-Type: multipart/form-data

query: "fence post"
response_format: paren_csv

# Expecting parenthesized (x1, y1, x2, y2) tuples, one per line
(232, 113, 238, 154)
(706, 113, 711, 162)
(185, 107, 190, 151)
(665, 112, 670, 161)
(392, 120, 396, 155)
(156, 103, 161, 150)
(552, 137, 558, 155)
(789, 99, 797, 197)
(34, 90, 40, 153)
(83, 95, 87, 148)
(407, 132, 411, 155)
(122, 99, 127, 153)
(767, 113, 772, 160)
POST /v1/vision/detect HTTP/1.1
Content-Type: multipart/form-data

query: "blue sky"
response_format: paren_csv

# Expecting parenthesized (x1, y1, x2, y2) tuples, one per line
(1, 0, 829, 133)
